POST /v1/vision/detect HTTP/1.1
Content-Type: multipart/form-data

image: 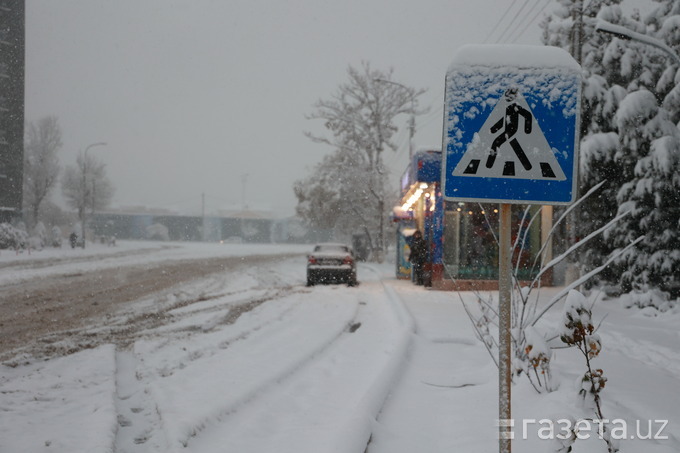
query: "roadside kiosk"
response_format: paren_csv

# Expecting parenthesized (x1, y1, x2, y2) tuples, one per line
(395, 150, 551, 290)
(395, 150, 444, 286)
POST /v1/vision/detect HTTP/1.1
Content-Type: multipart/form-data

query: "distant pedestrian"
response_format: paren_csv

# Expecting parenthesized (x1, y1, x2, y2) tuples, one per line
(69, 232, 78, 249)
(409, 230, 427, 285)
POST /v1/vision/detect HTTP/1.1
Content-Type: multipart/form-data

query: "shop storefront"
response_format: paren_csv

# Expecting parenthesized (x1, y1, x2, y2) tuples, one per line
(394, 150, 444, 286)
(441, 203, 546, 290)
(395, 150, 552, 290)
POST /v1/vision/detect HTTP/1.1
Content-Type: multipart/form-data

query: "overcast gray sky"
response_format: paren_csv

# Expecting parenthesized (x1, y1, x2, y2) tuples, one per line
(24, 0, 650, 218)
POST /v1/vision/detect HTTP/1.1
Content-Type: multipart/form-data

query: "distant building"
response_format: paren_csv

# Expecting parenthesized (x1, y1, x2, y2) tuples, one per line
(91, 209, 276, 244)
(91, 208, 316, 245)
(0, 0, 25, 223)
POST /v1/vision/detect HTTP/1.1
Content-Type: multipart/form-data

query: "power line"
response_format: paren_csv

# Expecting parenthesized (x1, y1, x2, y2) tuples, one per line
(389, 91, 445, 162)
(419, 107, 444, 131)
(484, 0, 520, 43)
(390, 128, 410, 161)
(506, 0, 542, 42)
(511, 0, 552, 43)
(496, 0, 533, 43)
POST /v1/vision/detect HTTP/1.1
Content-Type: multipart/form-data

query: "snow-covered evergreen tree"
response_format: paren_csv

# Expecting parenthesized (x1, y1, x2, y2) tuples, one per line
(541, 1, 631, 278)
(606, 89, 680, 296)
(603, 1, 680, 297)
(543, 1, 680, 297)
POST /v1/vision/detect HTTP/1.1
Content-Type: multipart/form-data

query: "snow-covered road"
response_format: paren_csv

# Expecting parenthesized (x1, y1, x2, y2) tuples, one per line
(1, 242, 417, 453)
(1, 241, 678, 453)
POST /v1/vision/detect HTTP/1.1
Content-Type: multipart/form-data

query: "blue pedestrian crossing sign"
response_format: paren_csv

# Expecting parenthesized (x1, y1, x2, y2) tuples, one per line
(442, 45, 582, 205)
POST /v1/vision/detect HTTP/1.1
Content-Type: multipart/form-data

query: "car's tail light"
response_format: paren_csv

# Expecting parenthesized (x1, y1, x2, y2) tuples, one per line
(342, 256, 353, 265)
(308, 256, 318, 265)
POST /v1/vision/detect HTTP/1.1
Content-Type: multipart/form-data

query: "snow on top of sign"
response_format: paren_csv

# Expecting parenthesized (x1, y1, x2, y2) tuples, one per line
(449, 44, 581, 72)
(445, 54, 581, 150)
(444, 47, 581, 150)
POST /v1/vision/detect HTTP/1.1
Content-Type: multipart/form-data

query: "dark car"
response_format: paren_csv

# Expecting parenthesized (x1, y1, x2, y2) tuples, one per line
(306, 243, 358, 287)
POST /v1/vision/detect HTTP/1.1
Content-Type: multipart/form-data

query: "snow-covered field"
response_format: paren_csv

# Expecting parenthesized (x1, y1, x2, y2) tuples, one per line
(1, 241, 678, 452)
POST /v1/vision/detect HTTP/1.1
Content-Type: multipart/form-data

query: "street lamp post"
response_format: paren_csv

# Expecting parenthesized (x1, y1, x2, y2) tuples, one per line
(82, 142, 107, 247)
(595, 19, 680, 65)
(374, 78, 416, 160)
(84, 142, 107, 160)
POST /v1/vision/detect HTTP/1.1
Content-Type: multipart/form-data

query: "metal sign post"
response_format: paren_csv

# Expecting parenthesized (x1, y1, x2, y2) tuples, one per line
(498, 203, 512, 453)
(441, 45, 582, 453)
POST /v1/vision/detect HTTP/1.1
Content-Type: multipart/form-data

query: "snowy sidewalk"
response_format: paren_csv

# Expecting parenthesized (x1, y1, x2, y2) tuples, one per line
(368, 282, 499, 452)
(369, 280, 680, 453)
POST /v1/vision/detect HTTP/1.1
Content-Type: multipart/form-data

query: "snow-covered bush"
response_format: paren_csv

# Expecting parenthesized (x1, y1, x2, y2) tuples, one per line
(51, 225, 63, 248)
(33, 221, 47, 245)
(27, 236, 44, 251)
(460, 183, 642, 394)
(517, 326, 554, 392)
(560, 290, 619, 453)
(0, 223, 29, 250)
(619, 286, 677, 314)
(146, 223, 170, 241)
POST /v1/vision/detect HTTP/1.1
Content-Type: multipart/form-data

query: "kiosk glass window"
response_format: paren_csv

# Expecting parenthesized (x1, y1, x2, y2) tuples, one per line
(444, 203, 542, 281)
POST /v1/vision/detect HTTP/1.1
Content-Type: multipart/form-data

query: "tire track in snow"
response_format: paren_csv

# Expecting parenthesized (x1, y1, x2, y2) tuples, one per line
(154, 272, 415, 453)
(135, 288, 308, 377)
(177, 269, 416, 453)
(147, 287, 361, 451)
(334, 266, 416, 453)
(106, 257, 306, 452)
(113, 285, 310, 452)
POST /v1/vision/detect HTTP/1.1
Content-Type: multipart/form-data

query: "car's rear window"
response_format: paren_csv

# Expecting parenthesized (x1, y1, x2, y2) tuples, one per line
(314, 245, 348, 253)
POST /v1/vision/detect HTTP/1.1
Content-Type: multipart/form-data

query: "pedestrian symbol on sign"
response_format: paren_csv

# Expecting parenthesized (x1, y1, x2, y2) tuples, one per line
(452, 88, 566, 181)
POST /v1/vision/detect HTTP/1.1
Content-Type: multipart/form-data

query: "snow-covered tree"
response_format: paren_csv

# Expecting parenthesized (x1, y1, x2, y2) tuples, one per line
(23, 116, 62, 228)
(295, 152, 350, 235)
(541, 1, 628, 273)
(294, 145, 393, 250)
(601, 2, 680, 297)
(542, 1, 680, 297)
(300, 62, 425, 259)
(605, 89, 680, 296)
(61, 150, 115, 237)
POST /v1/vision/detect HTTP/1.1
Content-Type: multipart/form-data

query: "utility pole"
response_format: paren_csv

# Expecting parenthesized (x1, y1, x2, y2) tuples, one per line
(241, 173, 248, 210)
(565, 0, 584, 284)
(82, 142, 106, 247)
(373, 78, 416, 160)
(570, 1, 584, 65)
(202, 192, 206, 242)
